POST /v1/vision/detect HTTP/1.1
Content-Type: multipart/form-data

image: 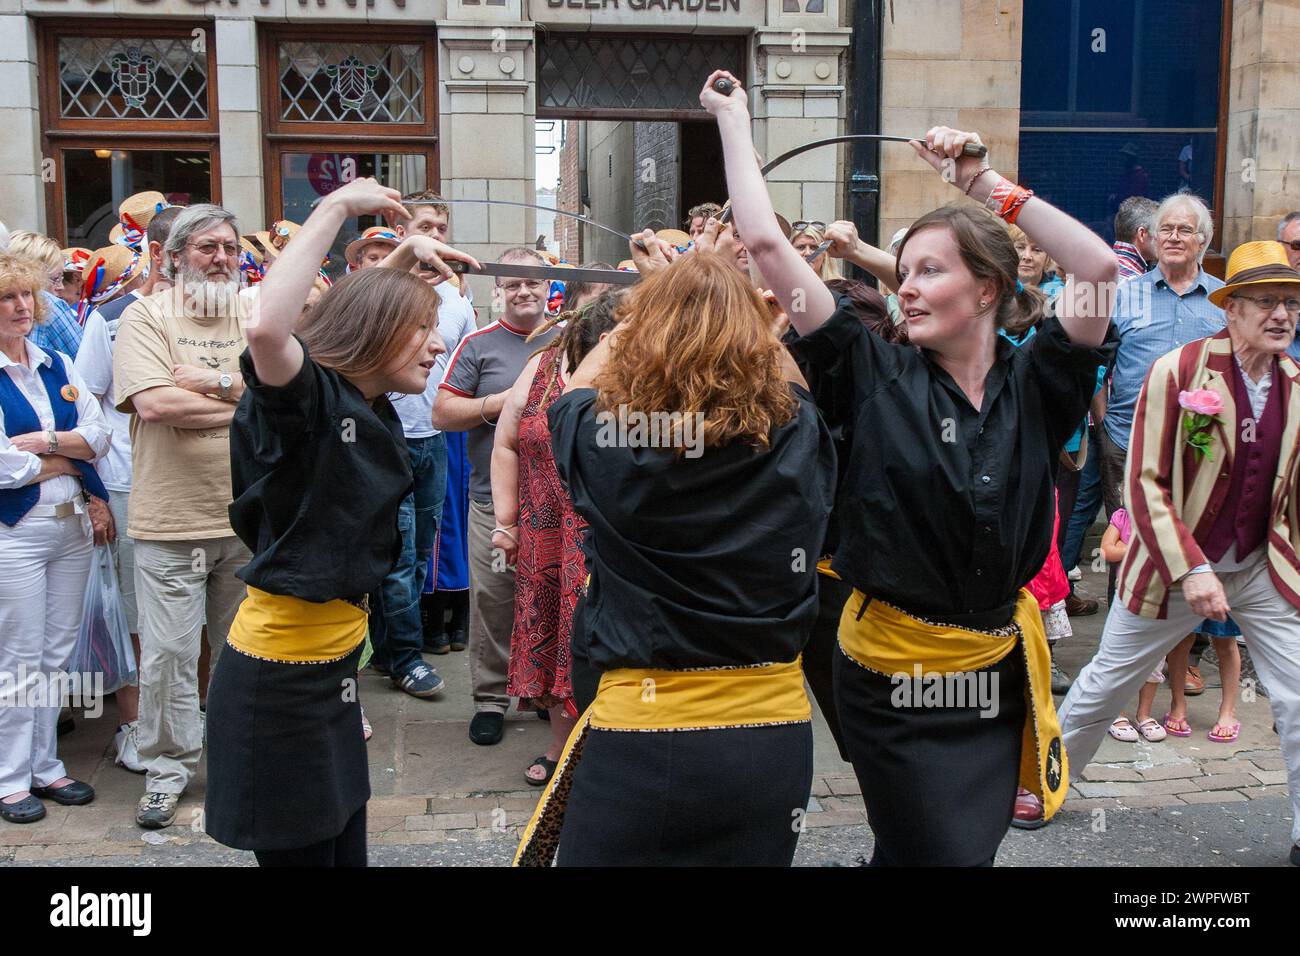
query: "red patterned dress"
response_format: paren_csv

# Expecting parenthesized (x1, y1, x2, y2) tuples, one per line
(507, 346, 587, 705)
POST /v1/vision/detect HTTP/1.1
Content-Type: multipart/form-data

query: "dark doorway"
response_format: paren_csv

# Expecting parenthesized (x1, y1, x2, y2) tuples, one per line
(680, 121, 727, 226)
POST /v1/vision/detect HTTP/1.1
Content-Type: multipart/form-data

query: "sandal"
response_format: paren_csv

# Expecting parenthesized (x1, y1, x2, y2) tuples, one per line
(524, 755, 558, 787)
(1108, 717, 1139, 742)
(0, 794, 46, 825)
(361, 707, 373, 743)
(1163, 712, 1191, 737)
(1136, 717, 1167, 742)
(1207, 720, 1241, 743)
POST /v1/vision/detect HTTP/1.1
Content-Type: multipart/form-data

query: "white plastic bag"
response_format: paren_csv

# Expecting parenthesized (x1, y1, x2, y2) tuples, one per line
(68, 545, 138, 697)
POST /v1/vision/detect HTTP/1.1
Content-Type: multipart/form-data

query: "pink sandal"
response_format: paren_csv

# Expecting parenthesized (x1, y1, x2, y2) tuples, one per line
(1162, 712, 1191, 737)
(1207, 720, 1240, 743)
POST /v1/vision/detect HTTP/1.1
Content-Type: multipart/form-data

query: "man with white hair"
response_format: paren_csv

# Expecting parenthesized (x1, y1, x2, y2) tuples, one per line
(1098, 195, 1225, 597)
(113, 204, 253, 830)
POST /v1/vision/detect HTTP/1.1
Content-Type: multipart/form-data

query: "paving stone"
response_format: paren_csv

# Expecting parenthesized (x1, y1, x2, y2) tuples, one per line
(1080, 766, 1144, 782)
(819, 796, 867, 812)
(373, 830, 447, 845)
(1250, 770, 1288, 785)
(0, 830, 34, 846)
(1178, 790, 1248, 805)
(1074, 779, 1200, 798)
(366, 815, 405, 834)
(404, 815, 435, 831)
(1057, 798, 1122, 813)
(1192, 773, 1260, 791)
(1249, 757, 1286, 772)
(1200, 759, 1258, 774)
(810, 778, 833, 798)
(88, 842, 144, 856)
(1116, 794, 1185, 809)
(426, 797, 501, 813)
(1136, 764, 1203, 781)
(802, 809, 866, 828)
(429, 812, 478, 830)
(368, 796, 429, 816)
(825, 776, 862, 796)
(1237, 784, 1289, 799)
(12, 846, 44, 862)
(0, 848, 14, 862)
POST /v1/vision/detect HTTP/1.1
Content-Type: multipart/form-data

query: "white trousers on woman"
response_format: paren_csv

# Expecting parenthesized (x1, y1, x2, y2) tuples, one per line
(1059, 549, 1300, 844)
(0, 510, 93, 797)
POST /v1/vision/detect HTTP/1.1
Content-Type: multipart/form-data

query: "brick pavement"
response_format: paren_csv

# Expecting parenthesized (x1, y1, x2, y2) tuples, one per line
(0, 559, 1286, 864)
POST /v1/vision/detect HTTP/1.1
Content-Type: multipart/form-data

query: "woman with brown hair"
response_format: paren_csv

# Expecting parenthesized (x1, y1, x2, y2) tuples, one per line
(202, 178, 477, 866)
(491, 290, 622, 786)
(704, 70, 1118, 865)
(513, 248, 836, 867)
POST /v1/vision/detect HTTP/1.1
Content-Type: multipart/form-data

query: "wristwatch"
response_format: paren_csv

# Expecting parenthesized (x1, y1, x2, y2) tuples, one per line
(218, 372, 233, 401)
(45, 429, 58, 455)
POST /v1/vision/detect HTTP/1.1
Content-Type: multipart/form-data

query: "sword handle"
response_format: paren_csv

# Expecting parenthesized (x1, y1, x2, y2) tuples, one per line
(713, 77, 735, 96)
(427, 261, 469, 274)
(962, 142, 988, 158)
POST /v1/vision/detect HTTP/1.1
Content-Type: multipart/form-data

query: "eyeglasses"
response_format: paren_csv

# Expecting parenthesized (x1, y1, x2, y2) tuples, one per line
(1157, 224, 1199, 239)
(793, 221, 826, 232)
(499, 280, 544, 295)
(1232, 293, 1300, 316)
(1282, 240, 1300, 252)
(187, 241, 240, 258)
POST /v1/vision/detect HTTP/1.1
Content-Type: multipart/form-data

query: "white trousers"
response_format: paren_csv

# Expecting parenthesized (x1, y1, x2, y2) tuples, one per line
(0, 510, 93, 796)
(1058, 550, 1300, 843)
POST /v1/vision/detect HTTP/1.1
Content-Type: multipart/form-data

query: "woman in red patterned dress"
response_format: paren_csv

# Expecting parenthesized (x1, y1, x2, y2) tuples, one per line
(491, 291, 623, 785)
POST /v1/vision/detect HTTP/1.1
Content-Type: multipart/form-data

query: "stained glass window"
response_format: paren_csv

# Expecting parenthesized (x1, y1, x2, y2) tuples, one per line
(278, 42, 425, 124)
(58, 36, 209, 121)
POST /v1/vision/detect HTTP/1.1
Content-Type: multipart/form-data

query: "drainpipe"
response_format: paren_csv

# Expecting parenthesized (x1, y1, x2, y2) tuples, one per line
(848, 0, 884, 280)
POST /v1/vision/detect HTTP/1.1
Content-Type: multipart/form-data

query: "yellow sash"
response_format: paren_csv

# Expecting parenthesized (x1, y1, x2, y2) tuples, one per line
(513, 659, 810, 866)
(837, 588, 1069, 821)
(227, 586, 368, 664)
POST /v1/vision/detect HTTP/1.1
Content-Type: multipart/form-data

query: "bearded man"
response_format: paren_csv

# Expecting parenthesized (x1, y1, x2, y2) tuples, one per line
(113, 204, 254, 831)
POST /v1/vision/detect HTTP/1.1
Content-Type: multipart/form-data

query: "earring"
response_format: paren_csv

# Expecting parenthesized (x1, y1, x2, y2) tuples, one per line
(979, 299, 989, 309)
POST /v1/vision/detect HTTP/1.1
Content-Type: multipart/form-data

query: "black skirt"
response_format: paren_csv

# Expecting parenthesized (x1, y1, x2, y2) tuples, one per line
(834, 645, 1026, 866)
(204, 643, 370, 851)
(556, 722, 813, 866)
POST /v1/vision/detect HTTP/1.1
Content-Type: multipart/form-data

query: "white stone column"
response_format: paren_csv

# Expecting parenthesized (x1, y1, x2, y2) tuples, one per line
(438, 9, 535, 312)
(0, 14, 45, 233)
(752, 28, 852, 225)
(214, 16, 266, 231)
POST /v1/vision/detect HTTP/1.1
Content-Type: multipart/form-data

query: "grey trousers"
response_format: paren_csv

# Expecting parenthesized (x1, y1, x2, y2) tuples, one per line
(1058, 550, 1300, 843)
(467, 498, 515, 715)
(134, 536, 251, 794)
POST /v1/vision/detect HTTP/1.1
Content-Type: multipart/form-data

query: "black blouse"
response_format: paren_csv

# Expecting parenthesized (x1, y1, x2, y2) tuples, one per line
(787, 295, 1117, 622)
(228, 340, 413, 603)
(548, 384, 836, 672)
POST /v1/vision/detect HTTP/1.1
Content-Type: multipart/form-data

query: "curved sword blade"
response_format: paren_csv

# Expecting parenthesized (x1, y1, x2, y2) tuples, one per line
(407, 198, 637, 245)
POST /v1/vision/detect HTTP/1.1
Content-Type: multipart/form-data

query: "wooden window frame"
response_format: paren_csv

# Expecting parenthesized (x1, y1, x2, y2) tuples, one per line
(39, 18, 221, 243)
(260, 25, 439, 224)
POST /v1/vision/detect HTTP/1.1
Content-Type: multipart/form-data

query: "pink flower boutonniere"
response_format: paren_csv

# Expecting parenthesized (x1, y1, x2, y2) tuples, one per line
(1178, 389, 1224, 461)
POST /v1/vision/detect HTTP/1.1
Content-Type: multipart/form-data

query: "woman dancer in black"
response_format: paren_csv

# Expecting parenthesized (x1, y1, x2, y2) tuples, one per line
(705, 71, 1118, 865)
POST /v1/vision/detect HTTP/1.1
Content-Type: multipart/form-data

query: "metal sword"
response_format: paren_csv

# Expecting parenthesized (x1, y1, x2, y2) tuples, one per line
(422, 260, 639, 286)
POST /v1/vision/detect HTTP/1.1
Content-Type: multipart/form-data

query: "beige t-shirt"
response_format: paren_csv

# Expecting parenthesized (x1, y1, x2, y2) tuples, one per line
(114, 288, 249, 540)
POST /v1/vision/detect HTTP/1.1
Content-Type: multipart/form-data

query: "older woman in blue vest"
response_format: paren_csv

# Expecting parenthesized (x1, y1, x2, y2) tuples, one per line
(0, 252, 111, 825)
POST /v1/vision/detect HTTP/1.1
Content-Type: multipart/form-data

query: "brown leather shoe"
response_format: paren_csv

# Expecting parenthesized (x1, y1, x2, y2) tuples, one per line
(1065, 591, 1099, 616)
(1184, 665, 1205, 696)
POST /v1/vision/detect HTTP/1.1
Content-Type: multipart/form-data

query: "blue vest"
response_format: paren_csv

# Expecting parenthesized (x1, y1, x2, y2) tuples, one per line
(0, 351, 109, 527)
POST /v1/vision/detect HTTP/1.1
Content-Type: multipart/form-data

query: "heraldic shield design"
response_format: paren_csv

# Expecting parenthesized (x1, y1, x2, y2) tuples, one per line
(111, 47, 159, 110)
(324, 55, 381, 111)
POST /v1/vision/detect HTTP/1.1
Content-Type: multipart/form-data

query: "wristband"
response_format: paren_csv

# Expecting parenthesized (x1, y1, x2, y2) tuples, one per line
(963, 167, 997, 198)
(1001, 186, 1035, 225)
(480, 396, 495, 427)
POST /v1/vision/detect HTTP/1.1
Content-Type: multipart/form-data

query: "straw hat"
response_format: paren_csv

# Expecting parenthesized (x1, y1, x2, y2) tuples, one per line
(344, 226, 401, 266)
(253, 220, 302, 261)
(1208, 240, 1300, 308)
(116, 191, 170, 248)
(77, 243, 143, 321)
(656, 228, 692, 249)
(62, 247, 92, 274)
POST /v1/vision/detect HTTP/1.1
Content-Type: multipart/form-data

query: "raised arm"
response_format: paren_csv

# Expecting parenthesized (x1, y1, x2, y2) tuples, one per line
(247, 178, 410, 387)
(824, 220, 899, 293)
(381, 235, 479, 294)
(910, 127, 1118, 346)
(700, 71, 836, 335)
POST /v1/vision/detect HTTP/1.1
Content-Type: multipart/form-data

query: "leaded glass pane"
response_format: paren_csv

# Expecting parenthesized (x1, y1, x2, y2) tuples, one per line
(538, 35, 746, 113)
(279, 42, 425, 124)
(58, 37, 209, 121)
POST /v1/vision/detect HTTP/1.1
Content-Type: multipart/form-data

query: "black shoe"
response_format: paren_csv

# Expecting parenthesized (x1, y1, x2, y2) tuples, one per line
(425, 631, 451, 655)
(1049, 656, 1073, 695)
(469, 711, 505, 745)
(447, 594, 469, 651)
(537, 709, 551, 723)
(56, 711, 75, 737)
(0, 795, 46, 824)
(30, 780, 95, 806)
(1291, 842, 1300, 867)
(370, 661, 391, 677)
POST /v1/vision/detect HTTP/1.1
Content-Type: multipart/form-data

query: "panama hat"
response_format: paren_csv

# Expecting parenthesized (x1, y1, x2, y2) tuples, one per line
(116, 191, 170, 248)
(655, 228, 692, 250)
(253, 220, 302, 261)
(344, 226, 401, 267)
(77, 243, 143, 322)
(1208, 240, 1300, 308)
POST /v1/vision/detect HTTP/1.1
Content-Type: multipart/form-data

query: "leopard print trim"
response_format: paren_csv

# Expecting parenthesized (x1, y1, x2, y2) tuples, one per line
(514, 712, 591, 867)
(227, 640, 362, 666)
(595, 719, 811, 732)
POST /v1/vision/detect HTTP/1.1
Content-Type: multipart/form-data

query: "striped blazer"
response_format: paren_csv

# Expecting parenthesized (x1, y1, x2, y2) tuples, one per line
(1117, 329, 1300, 618)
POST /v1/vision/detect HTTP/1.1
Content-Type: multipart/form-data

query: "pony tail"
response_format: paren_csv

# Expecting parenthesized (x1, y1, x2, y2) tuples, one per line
(998, 280, 1047, 337)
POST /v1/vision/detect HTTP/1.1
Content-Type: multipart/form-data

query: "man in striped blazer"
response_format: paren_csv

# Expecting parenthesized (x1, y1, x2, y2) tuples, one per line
(1052, 241, 1300, 865)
